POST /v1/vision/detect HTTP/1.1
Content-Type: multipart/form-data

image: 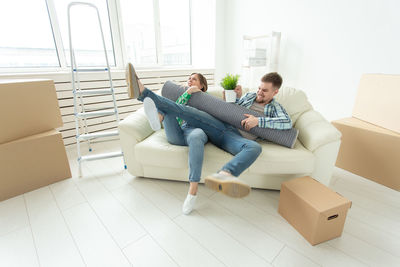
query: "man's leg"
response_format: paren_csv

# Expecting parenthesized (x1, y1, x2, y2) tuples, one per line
(219, 128, 262, 177)
(204, 126, 262, 198)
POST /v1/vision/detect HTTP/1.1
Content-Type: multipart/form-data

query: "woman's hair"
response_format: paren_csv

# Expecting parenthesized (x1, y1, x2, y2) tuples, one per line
(191, 72, 208, 92)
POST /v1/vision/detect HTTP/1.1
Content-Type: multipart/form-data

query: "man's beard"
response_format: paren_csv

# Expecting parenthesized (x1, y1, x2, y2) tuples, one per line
(255, 96, 266, 104)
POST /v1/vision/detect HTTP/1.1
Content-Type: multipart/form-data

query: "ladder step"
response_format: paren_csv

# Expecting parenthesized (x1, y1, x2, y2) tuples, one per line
(78, 130, 119, 141)
(80, 151, 123, 162)
(73, 68, 108, 72)
(76, 110, 116, 118)
(75, 89, 113, 96)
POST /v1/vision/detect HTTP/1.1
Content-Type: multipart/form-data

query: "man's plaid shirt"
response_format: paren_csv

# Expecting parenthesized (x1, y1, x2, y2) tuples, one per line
(236, 92, 292, 130)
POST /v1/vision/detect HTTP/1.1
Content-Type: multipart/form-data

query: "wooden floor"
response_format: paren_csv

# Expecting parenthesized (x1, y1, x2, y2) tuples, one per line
(1, 140, 399, 267)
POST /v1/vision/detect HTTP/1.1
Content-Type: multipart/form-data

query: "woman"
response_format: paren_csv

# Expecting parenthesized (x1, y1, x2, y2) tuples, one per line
(157, 72, 209, 215)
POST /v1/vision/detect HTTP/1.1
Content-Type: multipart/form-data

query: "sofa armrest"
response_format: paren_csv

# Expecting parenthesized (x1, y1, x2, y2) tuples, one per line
(295, 110, 341, 152)
(118, 108, 154, 143)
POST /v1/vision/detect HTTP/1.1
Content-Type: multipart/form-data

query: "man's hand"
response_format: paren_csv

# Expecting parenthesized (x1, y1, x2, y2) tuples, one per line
(223, 85, 242, 101)
(234, 85, 242, 99)
(186, 86, 202, 95)
(241, 114, 258, 130)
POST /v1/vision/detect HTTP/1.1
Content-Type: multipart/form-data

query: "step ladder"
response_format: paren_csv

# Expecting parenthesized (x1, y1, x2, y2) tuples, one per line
(67, 2, 126, 177)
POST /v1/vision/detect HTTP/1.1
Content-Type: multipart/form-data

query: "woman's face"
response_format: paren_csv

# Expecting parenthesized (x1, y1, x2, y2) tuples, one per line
(187, 74, 203, 89)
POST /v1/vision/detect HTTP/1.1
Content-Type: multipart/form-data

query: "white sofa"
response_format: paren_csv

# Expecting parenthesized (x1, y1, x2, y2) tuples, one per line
(118, 86, 342, 189)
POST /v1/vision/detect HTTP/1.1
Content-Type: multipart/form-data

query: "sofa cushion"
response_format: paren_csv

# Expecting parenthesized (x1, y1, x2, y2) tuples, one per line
(135, 130, 315, 175)
(249, 139, 315, 174)
(274, 87, 313, 125)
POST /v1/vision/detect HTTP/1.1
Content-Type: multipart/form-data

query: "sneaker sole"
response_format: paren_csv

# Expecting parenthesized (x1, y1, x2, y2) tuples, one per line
(204, 176, 250, 198)
(143, 98, 161, 131)
(125, 63, 140, 99)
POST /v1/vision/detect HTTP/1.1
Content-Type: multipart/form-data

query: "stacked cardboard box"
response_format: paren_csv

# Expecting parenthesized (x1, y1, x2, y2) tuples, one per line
(0, 79, 71, 201)
(278, 176, 352, 245)
(332, 74, 400, 191)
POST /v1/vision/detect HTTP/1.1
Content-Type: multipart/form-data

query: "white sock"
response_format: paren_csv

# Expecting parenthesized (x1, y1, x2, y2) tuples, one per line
(143, 98, 161, 131)
(182, 193, 197, 215)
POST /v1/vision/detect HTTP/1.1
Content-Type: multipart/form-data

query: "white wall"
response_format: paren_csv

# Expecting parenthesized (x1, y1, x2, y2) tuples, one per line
(191, 0, 216, 68)
(215, 0, 400, 120)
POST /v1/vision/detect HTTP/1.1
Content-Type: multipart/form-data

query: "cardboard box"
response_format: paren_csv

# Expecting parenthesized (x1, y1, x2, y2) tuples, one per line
(0, 130, 71, 201)
(278, 176, 352, 245)
(332, 117, 400, 191)
(0, 79, 63, 144)
(352, 74, 400, 134)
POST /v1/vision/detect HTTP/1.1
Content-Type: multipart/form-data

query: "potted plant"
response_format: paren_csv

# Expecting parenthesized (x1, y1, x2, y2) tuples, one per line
(220, 74, 240, 103)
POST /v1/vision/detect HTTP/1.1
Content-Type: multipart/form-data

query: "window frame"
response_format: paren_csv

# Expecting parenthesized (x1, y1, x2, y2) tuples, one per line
(0, 0, 194, 74)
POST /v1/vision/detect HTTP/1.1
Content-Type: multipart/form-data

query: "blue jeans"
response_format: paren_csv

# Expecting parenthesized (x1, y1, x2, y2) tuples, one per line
(162, 113, 208, 183)
(139, 88, 262, 177)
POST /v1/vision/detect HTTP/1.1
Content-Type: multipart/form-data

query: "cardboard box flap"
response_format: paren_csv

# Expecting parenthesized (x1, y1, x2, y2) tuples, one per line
(283, 176, 351, 213)
(332, 117, 400, 137)
(0, 79, 63, 144)
(352, 74, 400, 134)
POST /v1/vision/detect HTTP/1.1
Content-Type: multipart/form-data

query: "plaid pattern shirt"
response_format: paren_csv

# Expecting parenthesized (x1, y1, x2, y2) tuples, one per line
(236, 92, 292, 130)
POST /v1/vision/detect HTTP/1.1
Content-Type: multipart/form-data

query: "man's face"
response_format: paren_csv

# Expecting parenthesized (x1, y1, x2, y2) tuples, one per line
(255, 82, 279, 104)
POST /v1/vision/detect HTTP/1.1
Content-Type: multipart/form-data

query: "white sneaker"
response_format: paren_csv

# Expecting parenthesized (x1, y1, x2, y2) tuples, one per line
(205, 172, 250, 198)
(182, 193, 197, 215)
(143, 98, 161, 131)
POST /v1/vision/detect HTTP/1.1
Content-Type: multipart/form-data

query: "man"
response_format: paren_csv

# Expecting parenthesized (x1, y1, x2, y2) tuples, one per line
(126, 63, 291, 200)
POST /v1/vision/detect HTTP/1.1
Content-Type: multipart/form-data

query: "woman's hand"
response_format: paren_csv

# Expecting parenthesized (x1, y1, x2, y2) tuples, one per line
(187, 86, 202, 95)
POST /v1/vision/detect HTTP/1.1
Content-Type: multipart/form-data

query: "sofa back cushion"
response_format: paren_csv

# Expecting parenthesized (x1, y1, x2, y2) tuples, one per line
(274, 86, 313, 125)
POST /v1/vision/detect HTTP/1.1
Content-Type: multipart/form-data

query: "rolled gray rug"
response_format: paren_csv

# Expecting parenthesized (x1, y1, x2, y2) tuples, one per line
(161, 81, 299, 148)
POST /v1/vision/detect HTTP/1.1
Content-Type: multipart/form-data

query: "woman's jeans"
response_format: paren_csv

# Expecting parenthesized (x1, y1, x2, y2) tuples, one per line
(138, 88, 262, 177)
(162, 112, 208, 183)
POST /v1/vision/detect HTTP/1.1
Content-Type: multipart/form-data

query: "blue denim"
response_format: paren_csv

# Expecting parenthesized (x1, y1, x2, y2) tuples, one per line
(162, 113, 207, 182)
(138, 88, 262, 177)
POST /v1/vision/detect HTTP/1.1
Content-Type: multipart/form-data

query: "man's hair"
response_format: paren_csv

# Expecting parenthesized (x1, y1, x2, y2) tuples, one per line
(191, 72, 208, 92)
(261, 72, 283, 89)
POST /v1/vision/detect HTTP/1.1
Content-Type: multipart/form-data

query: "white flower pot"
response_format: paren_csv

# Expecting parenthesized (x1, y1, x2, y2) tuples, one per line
(225, 90, 236, 103)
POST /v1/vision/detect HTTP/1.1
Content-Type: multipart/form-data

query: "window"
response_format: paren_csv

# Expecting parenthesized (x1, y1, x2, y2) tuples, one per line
(0, 0, 215, 72)
(119, 0, 157, 65)
(53, 0, 115, 67)
(0, 0, 59, 68)
(159, 0, 191, 65)
(119, 0, 192, 66)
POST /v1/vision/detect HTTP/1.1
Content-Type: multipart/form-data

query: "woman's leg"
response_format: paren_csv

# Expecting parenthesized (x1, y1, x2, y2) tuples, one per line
(162, 113, 186, 146)
(138, 88, 227, 143)
(182, 126, 208, 195)
(181, 126, 207, 214)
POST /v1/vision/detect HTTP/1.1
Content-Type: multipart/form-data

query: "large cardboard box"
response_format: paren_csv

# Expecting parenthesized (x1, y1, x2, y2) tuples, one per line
(352, 74, 400, 134)
(0, 130, 71, 201)
(0, 79, 63, 144)
(278, 176, 352, 246)
(332, 117, 400, 191)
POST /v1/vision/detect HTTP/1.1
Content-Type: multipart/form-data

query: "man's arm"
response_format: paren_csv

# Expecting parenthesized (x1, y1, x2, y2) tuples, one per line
(223, 85, 242, 102)
(241, 103, 292, 130)
(257, 103, 292, 130)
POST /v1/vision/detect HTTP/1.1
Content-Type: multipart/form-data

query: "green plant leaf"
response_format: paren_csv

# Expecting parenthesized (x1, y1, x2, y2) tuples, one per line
(220, 73, 240, 90)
